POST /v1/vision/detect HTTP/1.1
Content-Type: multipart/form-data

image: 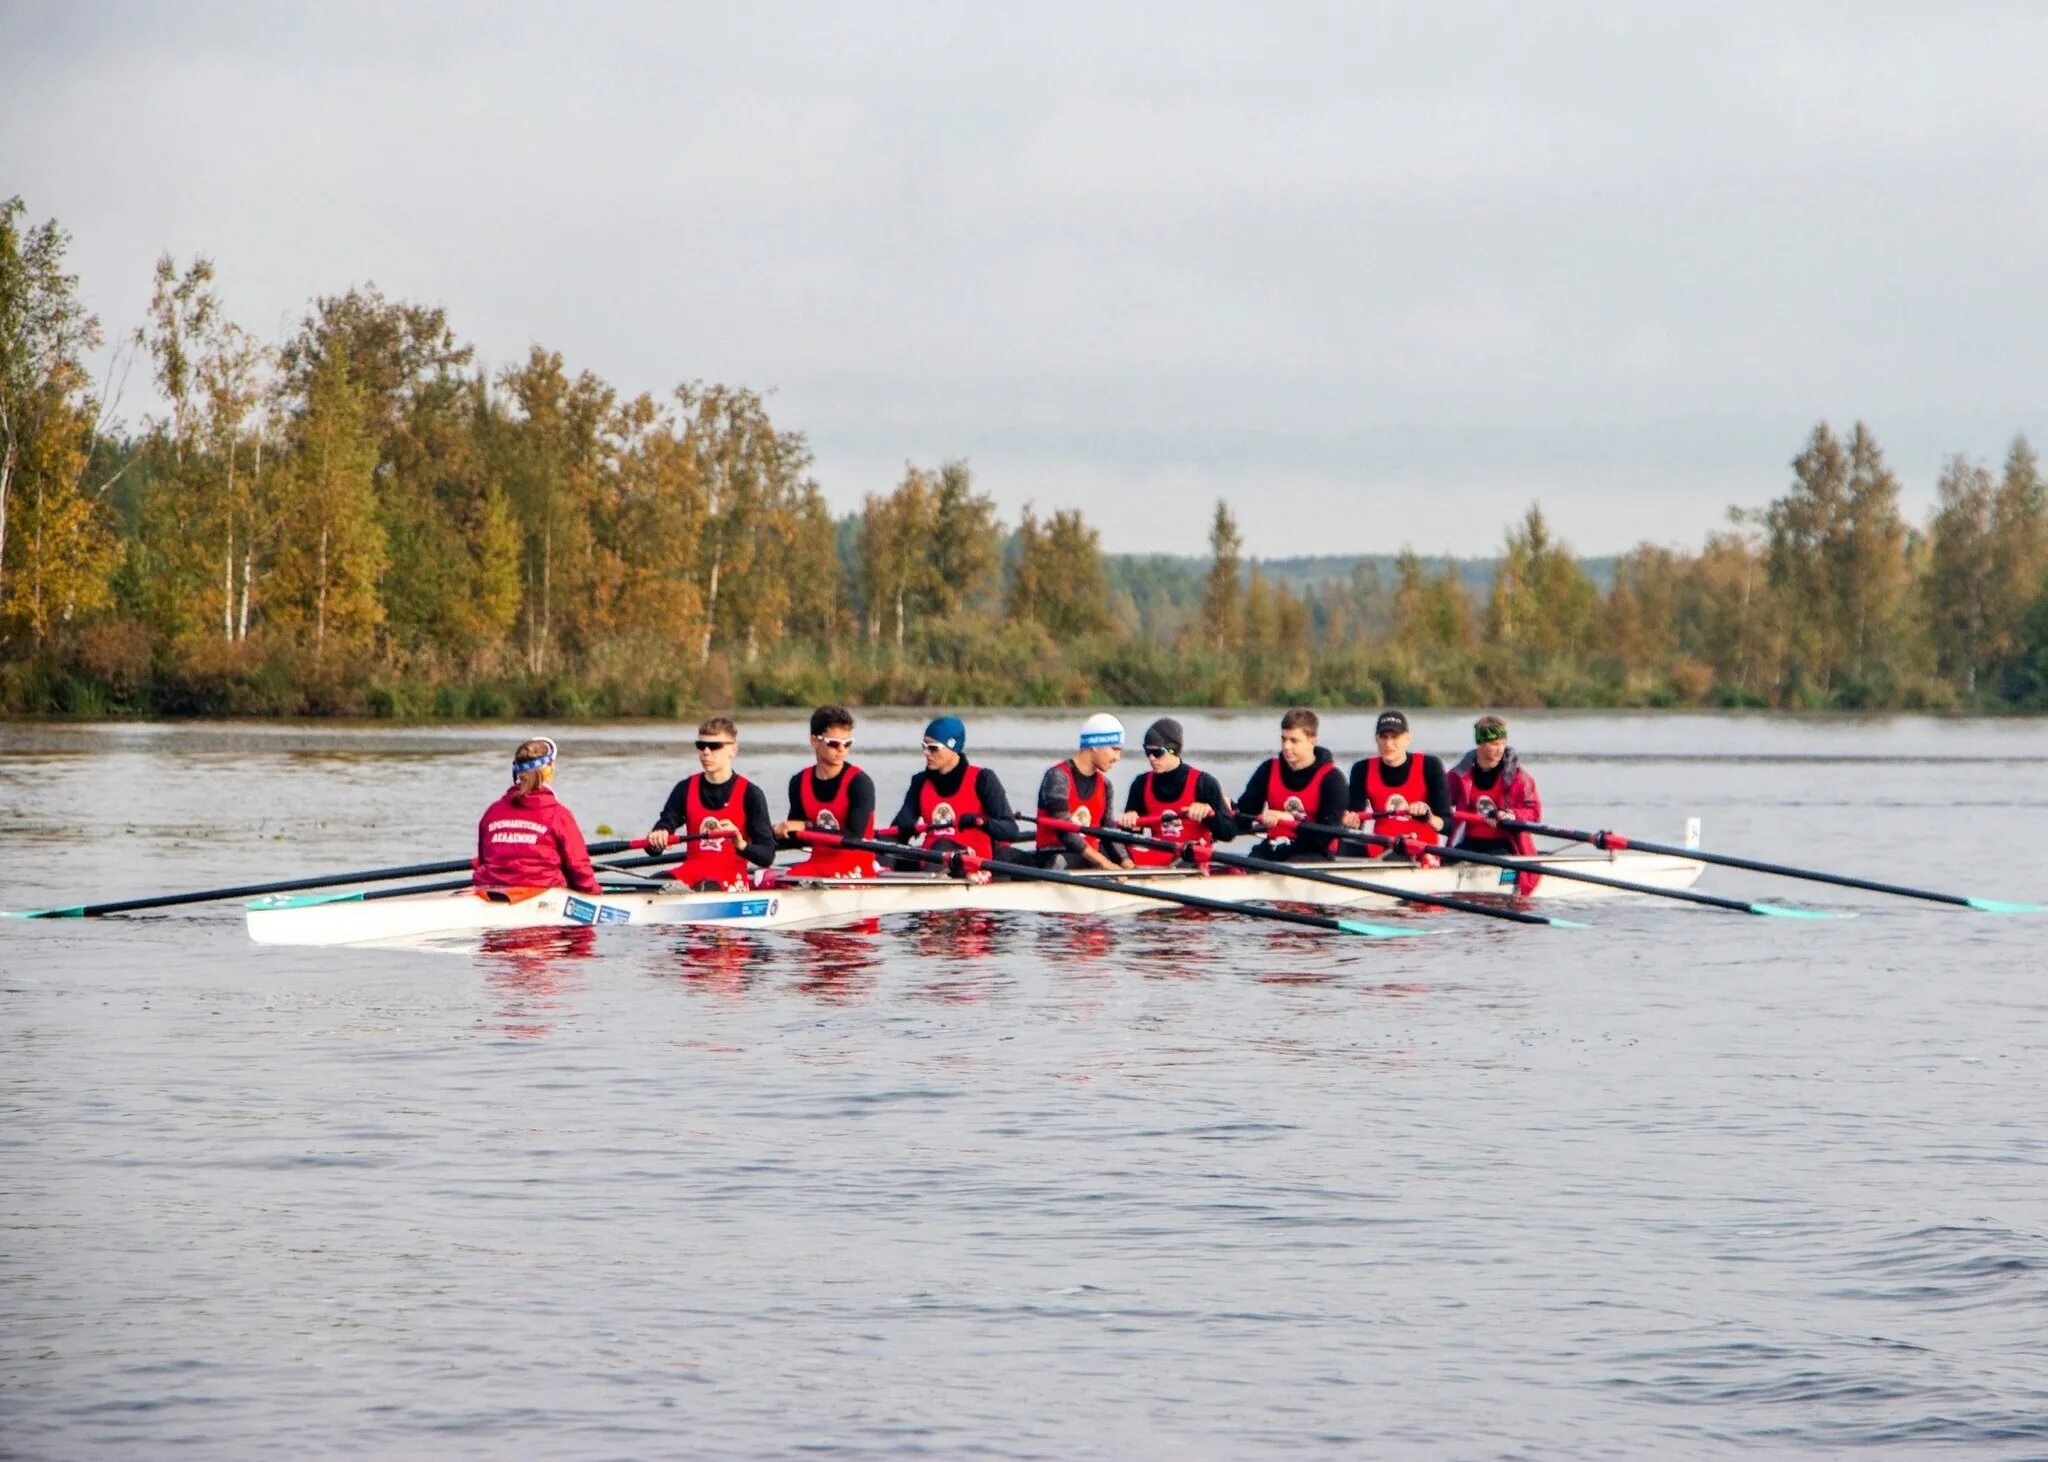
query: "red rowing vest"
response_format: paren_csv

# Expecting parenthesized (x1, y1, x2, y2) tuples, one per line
(673, 773, 754, 890)
(1035, 761, 1110, 850)
(919, 763, 992, 858)
(786, 765, 878, 879)
(1263, 757, 1335, 848)
(1360, 755, 1442, 859)
(1128, 765, 1213, 867)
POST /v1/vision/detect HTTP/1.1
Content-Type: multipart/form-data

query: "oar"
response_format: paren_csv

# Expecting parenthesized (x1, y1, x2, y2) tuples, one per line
(1, 839, 654, 919)
(794, 830, 1428, 938)
(1461, 811, 2044, 914)
(1279, 818, 1843, 918)
(1024, 814, 1583, 929)
(244, 850, 692, 910)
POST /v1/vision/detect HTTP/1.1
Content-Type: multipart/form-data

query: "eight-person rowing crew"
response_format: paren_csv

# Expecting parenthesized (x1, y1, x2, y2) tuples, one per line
(474, 706, 1545, 895)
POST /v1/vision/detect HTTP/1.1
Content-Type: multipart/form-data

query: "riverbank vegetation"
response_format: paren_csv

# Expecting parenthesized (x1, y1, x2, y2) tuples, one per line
(6, 197, 2048, 717)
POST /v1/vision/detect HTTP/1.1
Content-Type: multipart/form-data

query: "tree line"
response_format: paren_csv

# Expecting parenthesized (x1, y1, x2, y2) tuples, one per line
(5, 197, 2048, 717)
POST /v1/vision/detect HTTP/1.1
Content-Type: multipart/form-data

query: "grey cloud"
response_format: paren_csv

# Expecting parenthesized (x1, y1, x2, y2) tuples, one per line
(4, 0, 2044, 553)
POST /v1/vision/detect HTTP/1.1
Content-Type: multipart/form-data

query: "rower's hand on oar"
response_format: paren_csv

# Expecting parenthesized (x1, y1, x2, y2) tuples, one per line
(645, 827, 671, 852)
(1118, 811, 1142, 829)
(772, 819, 806, 838)
(1340, 809, 1363, 829)
(1258, 808, 1290, 829)
(1185, 802, 1213, 823)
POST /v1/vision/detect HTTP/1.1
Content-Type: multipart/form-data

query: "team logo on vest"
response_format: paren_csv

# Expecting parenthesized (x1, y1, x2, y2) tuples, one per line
(1283, 795, 1305, 816)
(1072, 805, 1093, 826)
(1159, 809, 1183, 832)
(929, 801, 957, 829)
(815, 810, 842, 831)
(697, 815, 728, 846)
(1475, 795, 1498, 816)
(1383, 793, 1410, 814)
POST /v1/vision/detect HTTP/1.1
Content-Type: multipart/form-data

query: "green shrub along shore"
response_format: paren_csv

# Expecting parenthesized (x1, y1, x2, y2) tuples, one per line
(7, 197, 2048, 720)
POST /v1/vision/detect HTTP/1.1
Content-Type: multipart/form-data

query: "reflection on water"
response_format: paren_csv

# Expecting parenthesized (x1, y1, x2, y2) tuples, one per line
(4, 717, 2048, 1456)
(477, 925, 597, 1039)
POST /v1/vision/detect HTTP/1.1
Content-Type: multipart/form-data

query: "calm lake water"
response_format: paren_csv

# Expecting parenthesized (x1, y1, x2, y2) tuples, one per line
(4, 709, 2047, 1458)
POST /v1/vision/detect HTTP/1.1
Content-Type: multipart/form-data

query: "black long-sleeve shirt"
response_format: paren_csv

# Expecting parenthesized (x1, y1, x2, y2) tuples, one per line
(1123, 764, 1238, 843)
(1235, 748, 1348, 859)
(653, 774, 777, 868)
(784, 766, 877, 838)
(886, 761, 1022, 845)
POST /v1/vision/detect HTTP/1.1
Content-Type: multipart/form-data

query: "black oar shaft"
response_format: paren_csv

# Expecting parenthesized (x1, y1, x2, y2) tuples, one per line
(1291, 819, 1768, 915)
(1028, 816, 1556, 927)
(1489, 815, 1974, 907)
(18, 838, 643, 918)
(807, 832, 1391, 935)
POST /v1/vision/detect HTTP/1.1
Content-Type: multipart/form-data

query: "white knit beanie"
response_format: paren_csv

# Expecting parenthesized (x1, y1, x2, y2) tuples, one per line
(1079, 712, 1125, 749)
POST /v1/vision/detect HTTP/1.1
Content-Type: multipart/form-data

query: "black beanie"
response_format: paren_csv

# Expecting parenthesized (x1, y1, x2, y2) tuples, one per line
(1143, 717, 1185, 753)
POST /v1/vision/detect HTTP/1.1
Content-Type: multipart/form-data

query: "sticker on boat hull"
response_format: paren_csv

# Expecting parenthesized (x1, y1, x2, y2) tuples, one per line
(687, 897, 777, 921)
(564, 896, 633, 926)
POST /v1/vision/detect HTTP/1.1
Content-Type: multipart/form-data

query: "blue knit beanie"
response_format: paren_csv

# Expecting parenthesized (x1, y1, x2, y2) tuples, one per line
(923, 715, 966, 752)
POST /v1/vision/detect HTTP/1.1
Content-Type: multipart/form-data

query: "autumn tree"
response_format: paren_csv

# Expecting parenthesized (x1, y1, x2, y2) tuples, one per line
(1486, 504, 1596, 656)
(0, 199, 120, 645)
(1007, 504, 1113, 640)
(1197, 499, 1243, 651)
(1925, 456, 1997, 690)
(265, 342, 385, 661)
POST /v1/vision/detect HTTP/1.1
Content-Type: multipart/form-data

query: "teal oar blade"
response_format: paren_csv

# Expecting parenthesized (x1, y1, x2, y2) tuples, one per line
(1966, 897, 2045, 914)
(1336, 918, 1434, 939)
(1750, 903, 1852, 920)
(1544, 917, 1593, 930)
(1, 906, 86, 919)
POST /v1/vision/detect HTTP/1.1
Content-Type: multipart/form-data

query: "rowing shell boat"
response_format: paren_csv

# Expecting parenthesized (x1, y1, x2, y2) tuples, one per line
(244, 833, 1708, 948)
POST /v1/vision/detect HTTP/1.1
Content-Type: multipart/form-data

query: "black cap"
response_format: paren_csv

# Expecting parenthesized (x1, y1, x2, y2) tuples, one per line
(1375, 710, 1410, 736)
(1143, 717, 1185, 753)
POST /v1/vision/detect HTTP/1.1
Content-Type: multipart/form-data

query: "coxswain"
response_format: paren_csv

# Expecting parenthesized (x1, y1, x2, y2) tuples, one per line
(1341, 708, 1450, 858)
(1234, 707, 1349, 859)
(1028, 713, 1135, 870)
(474, 736, 601, 894)
(884, 715, 1022, 871)
(646, 716, 777, 891)
(773, 704, 879, 879)
(1119, 717, 1236, 866)
(1447, 713, 1545, 894)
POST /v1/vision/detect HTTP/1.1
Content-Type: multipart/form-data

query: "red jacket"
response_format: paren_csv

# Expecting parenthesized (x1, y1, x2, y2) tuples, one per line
(475, 786, 600, 893)
(1447, 749, 1542, 895)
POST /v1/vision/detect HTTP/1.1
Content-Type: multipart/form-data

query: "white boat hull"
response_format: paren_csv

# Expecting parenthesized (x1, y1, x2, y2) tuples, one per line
(245, 846, 1706, 948)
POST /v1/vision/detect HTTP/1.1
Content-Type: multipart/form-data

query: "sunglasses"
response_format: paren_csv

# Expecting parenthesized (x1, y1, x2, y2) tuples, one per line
(695, 739, 733, 752)
(814, 736, 853, 750)
(1142, 745, 1173, 758)
(920, 741, 946, 753)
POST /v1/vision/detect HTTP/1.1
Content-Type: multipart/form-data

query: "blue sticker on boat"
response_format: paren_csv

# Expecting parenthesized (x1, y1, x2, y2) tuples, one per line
(689, 897, 776, 921)
(596, 904, 632, 924)
(565, 896, 599, 924)
(1499, 869, 1517, 886)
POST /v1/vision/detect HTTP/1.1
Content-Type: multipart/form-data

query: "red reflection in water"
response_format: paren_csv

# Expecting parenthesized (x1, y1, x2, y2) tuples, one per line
(910, 911, 1003, 1003)
(669, 930, 762, 996)
(477, 926, 597, 1039)
(787, 927, 881, 1004)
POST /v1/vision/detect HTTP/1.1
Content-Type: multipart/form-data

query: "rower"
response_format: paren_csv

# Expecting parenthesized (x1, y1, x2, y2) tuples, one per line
(1028, 713, 1135, 871)
(1341, 708, 1449, 858)
(884, 715, 1022, 871)
(475, 736, 601, 894)
(1234, 707, 1348, 860)
(646, 716, 777, 891)
(1448, 713, 1544, 894)
(1119, 717, 1235, 866)
(773, 704, 879, 879)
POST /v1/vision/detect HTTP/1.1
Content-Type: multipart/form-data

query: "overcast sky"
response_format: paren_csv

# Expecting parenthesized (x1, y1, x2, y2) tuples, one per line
(5, 2, 2046, 555)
